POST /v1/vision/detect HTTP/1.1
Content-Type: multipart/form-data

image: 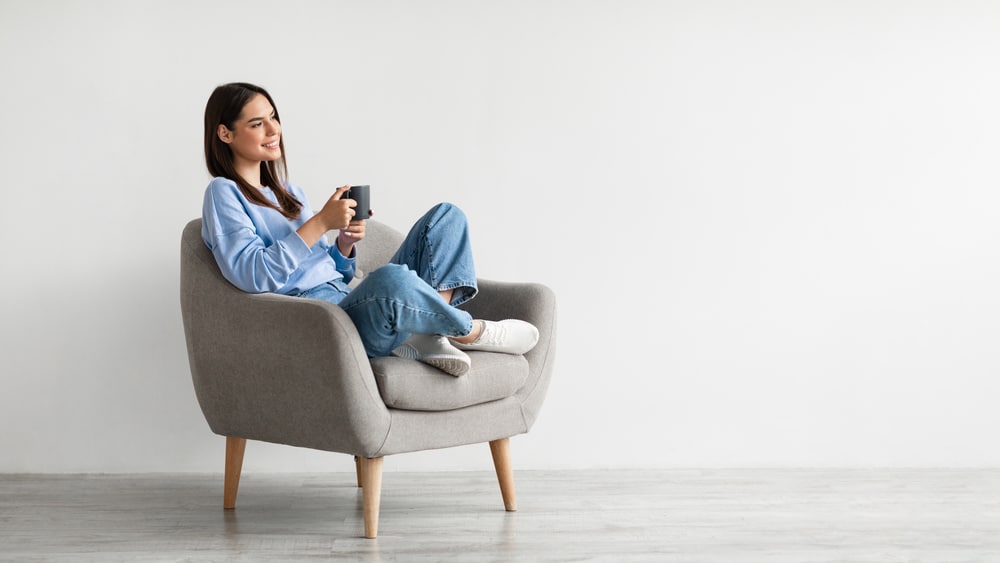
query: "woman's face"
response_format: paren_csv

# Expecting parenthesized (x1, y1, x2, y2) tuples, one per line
(219, 94, 282, 169)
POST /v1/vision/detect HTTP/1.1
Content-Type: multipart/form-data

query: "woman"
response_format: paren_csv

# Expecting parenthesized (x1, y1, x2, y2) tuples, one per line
(201, 82, 537, 376)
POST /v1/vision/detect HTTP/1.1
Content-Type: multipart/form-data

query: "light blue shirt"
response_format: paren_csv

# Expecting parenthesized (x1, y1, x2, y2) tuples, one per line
(201, 177, 355, 294)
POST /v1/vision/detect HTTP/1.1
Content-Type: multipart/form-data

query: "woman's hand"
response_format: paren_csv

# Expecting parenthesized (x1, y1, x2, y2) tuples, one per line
(317, 185, 356, 231)
(296, 185, 355, 248)
(337, 219, 367, 256)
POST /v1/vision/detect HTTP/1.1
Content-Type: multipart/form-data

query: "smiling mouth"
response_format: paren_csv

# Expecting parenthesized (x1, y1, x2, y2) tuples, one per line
(264, 141, 279, 149)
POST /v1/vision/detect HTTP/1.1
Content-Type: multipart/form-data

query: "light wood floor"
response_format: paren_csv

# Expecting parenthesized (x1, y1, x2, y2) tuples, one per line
(1, 468, 998, 562)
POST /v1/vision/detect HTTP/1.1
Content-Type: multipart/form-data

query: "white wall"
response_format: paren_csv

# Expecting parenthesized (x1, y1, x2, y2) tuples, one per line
(2, 0, 998, 473)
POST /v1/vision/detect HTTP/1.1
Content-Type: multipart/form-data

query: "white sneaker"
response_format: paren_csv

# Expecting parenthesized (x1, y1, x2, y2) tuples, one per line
(453, 320, 539, 355)
(392, 334, 471, 377)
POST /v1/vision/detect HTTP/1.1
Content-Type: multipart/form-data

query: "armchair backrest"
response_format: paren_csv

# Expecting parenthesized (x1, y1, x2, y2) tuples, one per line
(348, 220, 405, 279)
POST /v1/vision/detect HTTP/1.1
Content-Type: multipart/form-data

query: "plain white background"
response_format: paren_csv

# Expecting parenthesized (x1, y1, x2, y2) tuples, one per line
(1, 0, 998, 473)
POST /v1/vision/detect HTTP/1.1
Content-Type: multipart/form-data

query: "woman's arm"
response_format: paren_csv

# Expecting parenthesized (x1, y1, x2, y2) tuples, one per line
(297, 185, 355, 247)
(201, 182, 311, 293)
(201, 180, 359, 293)
(336, 219, 367, 257)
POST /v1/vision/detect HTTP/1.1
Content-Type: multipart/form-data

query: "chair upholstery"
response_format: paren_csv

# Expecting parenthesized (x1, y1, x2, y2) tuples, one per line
(179, 217, 556, 537)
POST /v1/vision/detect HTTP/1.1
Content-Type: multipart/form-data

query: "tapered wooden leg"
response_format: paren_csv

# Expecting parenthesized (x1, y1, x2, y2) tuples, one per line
(223, 437, 246, 509)
(361, 457, 384, 539)
(489, 438, 517, 511)
(354, 456, 363, 487)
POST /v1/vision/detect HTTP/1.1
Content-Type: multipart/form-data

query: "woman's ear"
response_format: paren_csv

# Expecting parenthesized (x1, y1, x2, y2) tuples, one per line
(217, 124, 233, 144)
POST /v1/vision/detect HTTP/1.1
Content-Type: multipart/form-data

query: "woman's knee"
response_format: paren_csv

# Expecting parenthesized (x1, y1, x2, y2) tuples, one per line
(365, 263, 415, 290)
(428, 202, 467, 226)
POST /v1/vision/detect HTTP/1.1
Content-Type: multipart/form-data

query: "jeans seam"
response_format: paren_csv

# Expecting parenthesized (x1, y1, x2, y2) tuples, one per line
(340, 296, 469, 337)
(423, 224, 438, 288)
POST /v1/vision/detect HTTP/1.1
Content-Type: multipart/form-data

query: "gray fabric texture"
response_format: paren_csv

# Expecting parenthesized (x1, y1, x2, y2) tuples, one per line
(460, 279, 558, 430)
(181, 219, 391, 455)
(344, 220, 405, 288)
(180, 217, 556, 459)
(374, 397, 528, 457)
(370, 353, 529, 411)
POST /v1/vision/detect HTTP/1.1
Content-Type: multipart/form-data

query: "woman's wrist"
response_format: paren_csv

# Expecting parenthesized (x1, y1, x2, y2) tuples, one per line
(297, 215, 328, 248)
(336, 232, 355, 257)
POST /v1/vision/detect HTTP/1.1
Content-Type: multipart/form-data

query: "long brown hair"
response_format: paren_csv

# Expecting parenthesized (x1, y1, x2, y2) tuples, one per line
(204, 82, 302, 220)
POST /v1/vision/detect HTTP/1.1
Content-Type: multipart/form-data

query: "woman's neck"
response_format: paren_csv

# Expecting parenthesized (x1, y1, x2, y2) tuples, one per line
(234, 159, 263, 188)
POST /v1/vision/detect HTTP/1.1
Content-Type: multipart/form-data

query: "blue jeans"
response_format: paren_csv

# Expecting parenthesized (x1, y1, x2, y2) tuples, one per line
(297, 203, 477, 357)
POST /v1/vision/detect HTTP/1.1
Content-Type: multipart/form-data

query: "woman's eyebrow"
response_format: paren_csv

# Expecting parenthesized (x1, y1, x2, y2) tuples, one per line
(245, 110, 275, 124)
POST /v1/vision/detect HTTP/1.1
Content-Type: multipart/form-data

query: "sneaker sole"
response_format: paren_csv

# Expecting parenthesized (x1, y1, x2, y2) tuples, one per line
(421, 356, 470, 377)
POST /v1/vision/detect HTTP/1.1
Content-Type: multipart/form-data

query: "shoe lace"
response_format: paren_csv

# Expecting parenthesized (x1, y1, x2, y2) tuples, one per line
(477, 321, 506, 347)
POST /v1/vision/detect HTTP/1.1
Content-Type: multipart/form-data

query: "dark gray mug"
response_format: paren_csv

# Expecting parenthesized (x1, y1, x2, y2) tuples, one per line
(346, 185, 371, 220)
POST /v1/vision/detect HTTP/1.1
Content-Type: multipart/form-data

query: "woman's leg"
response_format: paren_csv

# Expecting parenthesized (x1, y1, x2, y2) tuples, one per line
(338, 264, 474, 357)
(336, 202, 538, 361)
(389, 202, 478, 307)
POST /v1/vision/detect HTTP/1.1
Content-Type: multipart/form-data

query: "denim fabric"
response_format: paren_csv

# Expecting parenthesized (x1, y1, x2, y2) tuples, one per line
(297, 203, 477, 357)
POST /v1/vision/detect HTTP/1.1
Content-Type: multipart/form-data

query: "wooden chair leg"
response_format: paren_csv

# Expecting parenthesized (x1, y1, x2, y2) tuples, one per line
(354, 456, 363, 487)
(361, 456, 384, 539)
(489, 438, 517, 512)
(224, 437, 247, 509)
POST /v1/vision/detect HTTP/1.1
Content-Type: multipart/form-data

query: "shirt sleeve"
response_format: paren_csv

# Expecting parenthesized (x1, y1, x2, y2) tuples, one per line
(287, 181, 355, 283)
(329, 242, 357, 284)
(201, 180, 312, 293)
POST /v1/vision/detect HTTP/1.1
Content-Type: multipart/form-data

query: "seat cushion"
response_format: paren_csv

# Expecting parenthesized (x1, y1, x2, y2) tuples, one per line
(369, 352, 530, 411)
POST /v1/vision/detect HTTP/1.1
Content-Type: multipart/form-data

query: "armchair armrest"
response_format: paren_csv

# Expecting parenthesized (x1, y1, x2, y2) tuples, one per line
(460, 279, 558, 428)
(183, 287, 391, 457)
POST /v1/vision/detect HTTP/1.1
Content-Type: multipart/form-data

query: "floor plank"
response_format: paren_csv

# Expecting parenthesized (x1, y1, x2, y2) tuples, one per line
(0, 469, 998, 562)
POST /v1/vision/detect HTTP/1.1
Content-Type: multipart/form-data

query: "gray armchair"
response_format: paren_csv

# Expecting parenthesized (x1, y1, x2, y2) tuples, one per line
(179, 218, 556, 538)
